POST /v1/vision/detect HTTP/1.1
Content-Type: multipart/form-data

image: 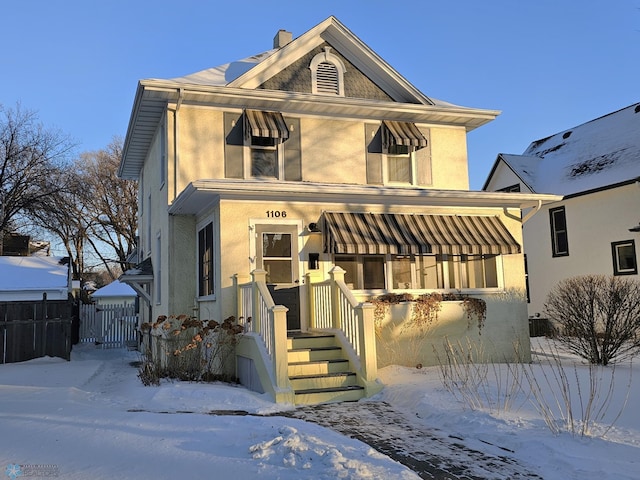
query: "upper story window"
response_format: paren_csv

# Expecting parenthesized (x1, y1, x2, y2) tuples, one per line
(549, 206, 569, 257)
(244, 110, 289, 179)
(611, 240, 637, 275)
(310, 47, 346, 96)
(382, 121, 427, 185)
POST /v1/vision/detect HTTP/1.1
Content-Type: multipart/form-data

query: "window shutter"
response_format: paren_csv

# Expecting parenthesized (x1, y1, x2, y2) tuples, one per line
(283, 117, 301, 181)
(224, 112, 243, 178)
(365, 124, 383, 185)
(415, 129, 432, 185)
(316, 62, 339, 95)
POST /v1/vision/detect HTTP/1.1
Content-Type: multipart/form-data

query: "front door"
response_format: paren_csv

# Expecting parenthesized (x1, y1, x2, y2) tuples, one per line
(255, 225, 301, 331)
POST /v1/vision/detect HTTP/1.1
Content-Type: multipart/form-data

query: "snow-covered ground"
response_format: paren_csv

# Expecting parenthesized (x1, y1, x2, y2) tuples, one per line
(0, 339, 638, 479)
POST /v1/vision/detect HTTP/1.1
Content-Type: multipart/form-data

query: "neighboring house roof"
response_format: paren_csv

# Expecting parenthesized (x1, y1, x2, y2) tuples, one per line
(0, 256, 70, 301)
(120, 15, 500, 179)
(91, 280, 137, 299)
(484, 102, 640, 196)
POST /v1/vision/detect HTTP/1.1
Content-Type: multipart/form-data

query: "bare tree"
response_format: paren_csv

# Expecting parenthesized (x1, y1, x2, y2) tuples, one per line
(0, 103, 74, 253)
(31, 167, 91, 279)
(78, 137, 138, 274)
(544, 274, 640, 365)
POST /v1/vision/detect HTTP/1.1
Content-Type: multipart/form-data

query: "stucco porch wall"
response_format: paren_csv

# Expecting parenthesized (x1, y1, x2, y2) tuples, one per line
(371, 295, 531, 368)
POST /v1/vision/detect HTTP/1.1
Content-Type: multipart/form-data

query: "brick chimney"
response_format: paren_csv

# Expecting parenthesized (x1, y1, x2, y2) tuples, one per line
(273, 29, 292, 49)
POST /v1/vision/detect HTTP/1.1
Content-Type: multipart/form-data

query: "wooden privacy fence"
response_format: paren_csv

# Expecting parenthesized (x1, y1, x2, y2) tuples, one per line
(80, 303, 138, 349)
(0, 298, 73, 364)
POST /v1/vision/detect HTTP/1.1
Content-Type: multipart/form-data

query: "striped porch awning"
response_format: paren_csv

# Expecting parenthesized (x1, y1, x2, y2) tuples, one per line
(245, 109, 289, 139)
(382, 121, 427, 148)
(323, 212, 520, 256)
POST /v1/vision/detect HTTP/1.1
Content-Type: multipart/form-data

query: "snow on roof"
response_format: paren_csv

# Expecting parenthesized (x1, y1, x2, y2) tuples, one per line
(151, 50, 277, 87)
(91, 280, 136, 298)
(506, 103, 640, 195)
(0, 256, 69, 292)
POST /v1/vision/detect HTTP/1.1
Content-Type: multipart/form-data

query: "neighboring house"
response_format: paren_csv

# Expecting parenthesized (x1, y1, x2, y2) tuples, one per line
(119, 16, 559, 404)
(91, 280, 137, 307)
(0, 256, 73, 363)
(0, 256, 71, 301)
(483, 102, 640, 318)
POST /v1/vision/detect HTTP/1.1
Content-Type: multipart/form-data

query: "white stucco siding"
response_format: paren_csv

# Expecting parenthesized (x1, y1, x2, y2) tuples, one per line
(173, 106, 225, 195)
(524, 183, 640, 316)
(429, 126, 469, 190)
(300, 118, 365, 184)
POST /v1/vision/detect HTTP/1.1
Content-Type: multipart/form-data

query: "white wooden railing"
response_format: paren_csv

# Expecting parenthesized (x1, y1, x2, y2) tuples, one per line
(308, 266, 377, 383)
(235, 270, 289, 393)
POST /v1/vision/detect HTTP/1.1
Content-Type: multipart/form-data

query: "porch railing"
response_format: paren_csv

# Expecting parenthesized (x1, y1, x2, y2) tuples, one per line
(235, 270, 290, 394)
(308, 266, 377, 383)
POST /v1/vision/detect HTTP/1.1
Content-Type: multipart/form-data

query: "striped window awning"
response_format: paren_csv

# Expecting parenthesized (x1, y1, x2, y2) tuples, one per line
(323, 212, 520, 256)
(245, 109, 289, 139)
(382, 121, 427, 149)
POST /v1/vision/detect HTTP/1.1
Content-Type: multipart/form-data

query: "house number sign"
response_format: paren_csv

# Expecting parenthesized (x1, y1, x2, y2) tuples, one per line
(266, 210, 287, 218)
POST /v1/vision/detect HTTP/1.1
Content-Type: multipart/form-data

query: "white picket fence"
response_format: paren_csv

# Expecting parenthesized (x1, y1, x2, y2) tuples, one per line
(79, 303, 138, 349)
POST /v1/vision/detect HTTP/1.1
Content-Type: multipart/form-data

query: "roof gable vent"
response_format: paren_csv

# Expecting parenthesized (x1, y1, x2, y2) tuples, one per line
(315, 62, 339, 94)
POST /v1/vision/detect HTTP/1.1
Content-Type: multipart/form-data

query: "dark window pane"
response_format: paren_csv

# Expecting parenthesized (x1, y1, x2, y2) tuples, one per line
(363, 256, 385, 289)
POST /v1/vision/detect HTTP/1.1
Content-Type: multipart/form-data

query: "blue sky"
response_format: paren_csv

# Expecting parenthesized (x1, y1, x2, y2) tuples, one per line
(2, 0, 639, 190)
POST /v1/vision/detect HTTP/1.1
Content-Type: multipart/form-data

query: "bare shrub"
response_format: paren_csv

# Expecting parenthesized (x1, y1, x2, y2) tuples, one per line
(522, 341, 632, 437)
(544, 275, 640, 365)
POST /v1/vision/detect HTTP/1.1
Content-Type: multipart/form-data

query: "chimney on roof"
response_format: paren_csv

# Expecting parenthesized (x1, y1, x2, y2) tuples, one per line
(273, 29, 292, 49)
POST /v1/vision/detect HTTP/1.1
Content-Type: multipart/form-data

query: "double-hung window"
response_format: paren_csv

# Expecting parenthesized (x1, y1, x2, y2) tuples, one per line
(549, 206, 569, 257)
(386, 144, 413, 184)
(611, 240, 637, 275)
(198, 222, 214, 297)
(244, 110, 289, 180)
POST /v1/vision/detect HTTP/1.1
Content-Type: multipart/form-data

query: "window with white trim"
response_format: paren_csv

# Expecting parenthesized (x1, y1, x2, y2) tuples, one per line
(310, 47, 346, 96)
(335, 254, 500, 291)
(385, 144, 413, 184)
(612, 240, 637, 276)
(198, 222, 215, 296)
(549, 206, 569, 257)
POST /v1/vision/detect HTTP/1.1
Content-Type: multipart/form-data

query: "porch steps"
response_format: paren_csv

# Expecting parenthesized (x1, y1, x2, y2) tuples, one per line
(287, 333, 365, 405)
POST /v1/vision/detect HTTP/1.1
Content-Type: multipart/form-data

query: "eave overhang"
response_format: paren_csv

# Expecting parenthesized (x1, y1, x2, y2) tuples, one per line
(168, 180, 562, 216)
(119, 81, 500, 180)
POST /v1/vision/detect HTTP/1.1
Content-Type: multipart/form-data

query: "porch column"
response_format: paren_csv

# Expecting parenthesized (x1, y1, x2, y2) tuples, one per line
(272, 304, 289, 390)
(358, 302, 377, 382)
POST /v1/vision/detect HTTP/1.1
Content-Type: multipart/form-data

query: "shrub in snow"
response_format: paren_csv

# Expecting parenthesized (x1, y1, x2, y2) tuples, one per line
(138, 315, 243, 385)
(544, 274, 640, 365)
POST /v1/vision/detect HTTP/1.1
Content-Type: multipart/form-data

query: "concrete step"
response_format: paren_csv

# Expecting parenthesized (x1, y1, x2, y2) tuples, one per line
(288, 359, 350, 377)
(287, 346, 343, 363)
(289, 372, 357, 391)
(294, 385, 365, 405)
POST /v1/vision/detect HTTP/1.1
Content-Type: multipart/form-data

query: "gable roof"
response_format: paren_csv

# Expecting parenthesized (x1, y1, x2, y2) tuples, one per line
(91, 280, 137, 299)
(484, 102, 640, 196)
(120, 16, 500, 179)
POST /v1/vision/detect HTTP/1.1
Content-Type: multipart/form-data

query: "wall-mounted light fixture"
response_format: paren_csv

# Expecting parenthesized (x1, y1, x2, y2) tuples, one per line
(308, 223, 321, 233)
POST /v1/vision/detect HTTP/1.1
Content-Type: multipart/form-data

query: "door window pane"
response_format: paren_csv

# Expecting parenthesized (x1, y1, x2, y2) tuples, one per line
(262, 233, 292, 283)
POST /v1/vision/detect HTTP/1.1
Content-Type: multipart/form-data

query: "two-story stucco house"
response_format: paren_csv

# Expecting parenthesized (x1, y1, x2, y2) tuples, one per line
(483, 102, 640, 320)
(119, 16, 559, 404)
